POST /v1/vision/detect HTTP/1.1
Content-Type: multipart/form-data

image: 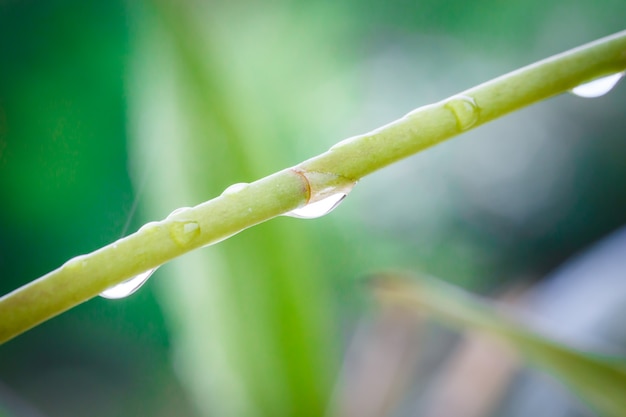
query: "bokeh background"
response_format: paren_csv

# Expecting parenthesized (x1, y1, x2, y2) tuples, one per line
(1, 1, 625, 416)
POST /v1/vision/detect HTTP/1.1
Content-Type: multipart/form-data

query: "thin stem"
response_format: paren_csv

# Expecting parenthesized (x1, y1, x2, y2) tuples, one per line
(1, 31, 626, 344)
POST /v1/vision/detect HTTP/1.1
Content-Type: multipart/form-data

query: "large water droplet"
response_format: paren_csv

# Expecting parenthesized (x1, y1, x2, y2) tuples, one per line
(100, 268, 158, 299)
(285, 192, 348, 219)
(444, 95, 480, 131)
(284, 171, 356, 219)
(222, 182, 249, 195)
(570, 72, 624, 98)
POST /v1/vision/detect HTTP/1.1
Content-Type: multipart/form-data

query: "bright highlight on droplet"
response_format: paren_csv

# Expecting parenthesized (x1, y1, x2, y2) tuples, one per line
(570, 72, 624, 98)
(100, 268, 158, 299)
(284, 192, 348, 219)
(444, 95, 480, 131)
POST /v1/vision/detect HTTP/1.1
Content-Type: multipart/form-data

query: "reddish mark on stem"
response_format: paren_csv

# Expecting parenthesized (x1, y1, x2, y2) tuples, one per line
(290, 168, 312, 205)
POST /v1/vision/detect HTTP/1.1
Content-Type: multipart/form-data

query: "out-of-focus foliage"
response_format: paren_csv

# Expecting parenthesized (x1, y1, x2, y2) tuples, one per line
(1, 0, 625, 416)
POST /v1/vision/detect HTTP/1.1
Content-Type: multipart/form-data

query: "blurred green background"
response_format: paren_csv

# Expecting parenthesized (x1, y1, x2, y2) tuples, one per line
(1, 1, 625, 416)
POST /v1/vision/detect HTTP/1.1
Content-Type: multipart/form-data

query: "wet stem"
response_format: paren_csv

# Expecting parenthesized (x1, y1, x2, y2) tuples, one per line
(1, 30, 626, 344)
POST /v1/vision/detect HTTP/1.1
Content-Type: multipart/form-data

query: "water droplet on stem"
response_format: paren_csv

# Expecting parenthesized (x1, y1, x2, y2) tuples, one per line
(285, 192, 348, 219)
(63, 255, 88, 271)
(100, 268, 158, 299)
(169, 220, 201, 246)
(165, 206, 201, 246)
(138, 221, 161, 234)
(222, 183, 249, 195)
(444, 95, 480, 131)
(330, 135, 363, 151)
(570, 72, 624, 98)
(284, 170, 356, 219)
(168, 207, 193, 217)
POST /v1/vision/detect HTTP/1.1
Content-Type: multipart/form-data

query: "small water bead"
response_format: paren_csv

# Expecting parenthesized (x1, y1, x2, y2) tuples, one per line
(165, 206, 201, 246)
(284, 192, 348, 219)
(100, 267, 158, 299)
(444, 95, 480, 131)
(138, 221, 161, 234)
(168, 206, 193, 217)
(570, 72, 624, 98)
(63, 255, 88, 271)
(169, 220, 201, 246)
(330, 135, 363, 151)
(222, 182, 249, 195)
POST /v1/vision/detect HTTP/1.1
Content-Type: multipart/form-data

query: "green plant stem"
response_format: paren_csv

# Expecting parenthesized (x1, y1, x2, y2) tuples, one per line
(1, 31, 626, 344)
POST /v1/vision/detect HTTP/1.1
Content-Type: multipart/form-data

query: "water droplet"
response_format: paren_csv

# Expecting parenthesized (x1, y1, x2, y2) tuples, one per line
(285, 192, 348, 219)
(570, 72, 624, 98)
(444, 95, 480, 131)
(284, 170, 356, 219)
(169, 220, 201, 246)
(168, 206, 193, 217)
(100, 268, 158, 299)
(330, 135, 363, 151)
(222, 182, 249, 195)
(165, 206, 201, 246)
(63, 255, 88, 271)
(138, 221, 161, 233)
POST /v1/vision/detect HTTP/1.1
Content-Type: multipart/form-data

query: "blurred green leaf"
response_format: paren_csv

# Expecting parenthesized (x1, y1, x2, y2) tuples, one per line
(126, 1, 346, 415)
(371, 273, 626, 417)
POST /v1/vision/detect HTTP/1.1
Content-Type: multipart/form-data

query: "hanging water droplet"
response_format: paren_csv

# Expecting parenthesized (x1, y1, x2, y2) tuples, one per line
(284, 170, 356, 219)
(444, 95, 480, 131)
(100, 267, 158, 299)
(570, 72, 624, 98)
(284, 192, 348, 219)
(169, 220, 201, 246)
(222, 182, 249, 195)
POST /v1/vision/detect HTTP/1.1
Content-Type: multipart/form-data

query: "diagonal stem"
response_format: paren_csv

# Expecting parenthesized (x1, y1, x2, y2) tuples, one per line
(1, 30, 625, 344)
